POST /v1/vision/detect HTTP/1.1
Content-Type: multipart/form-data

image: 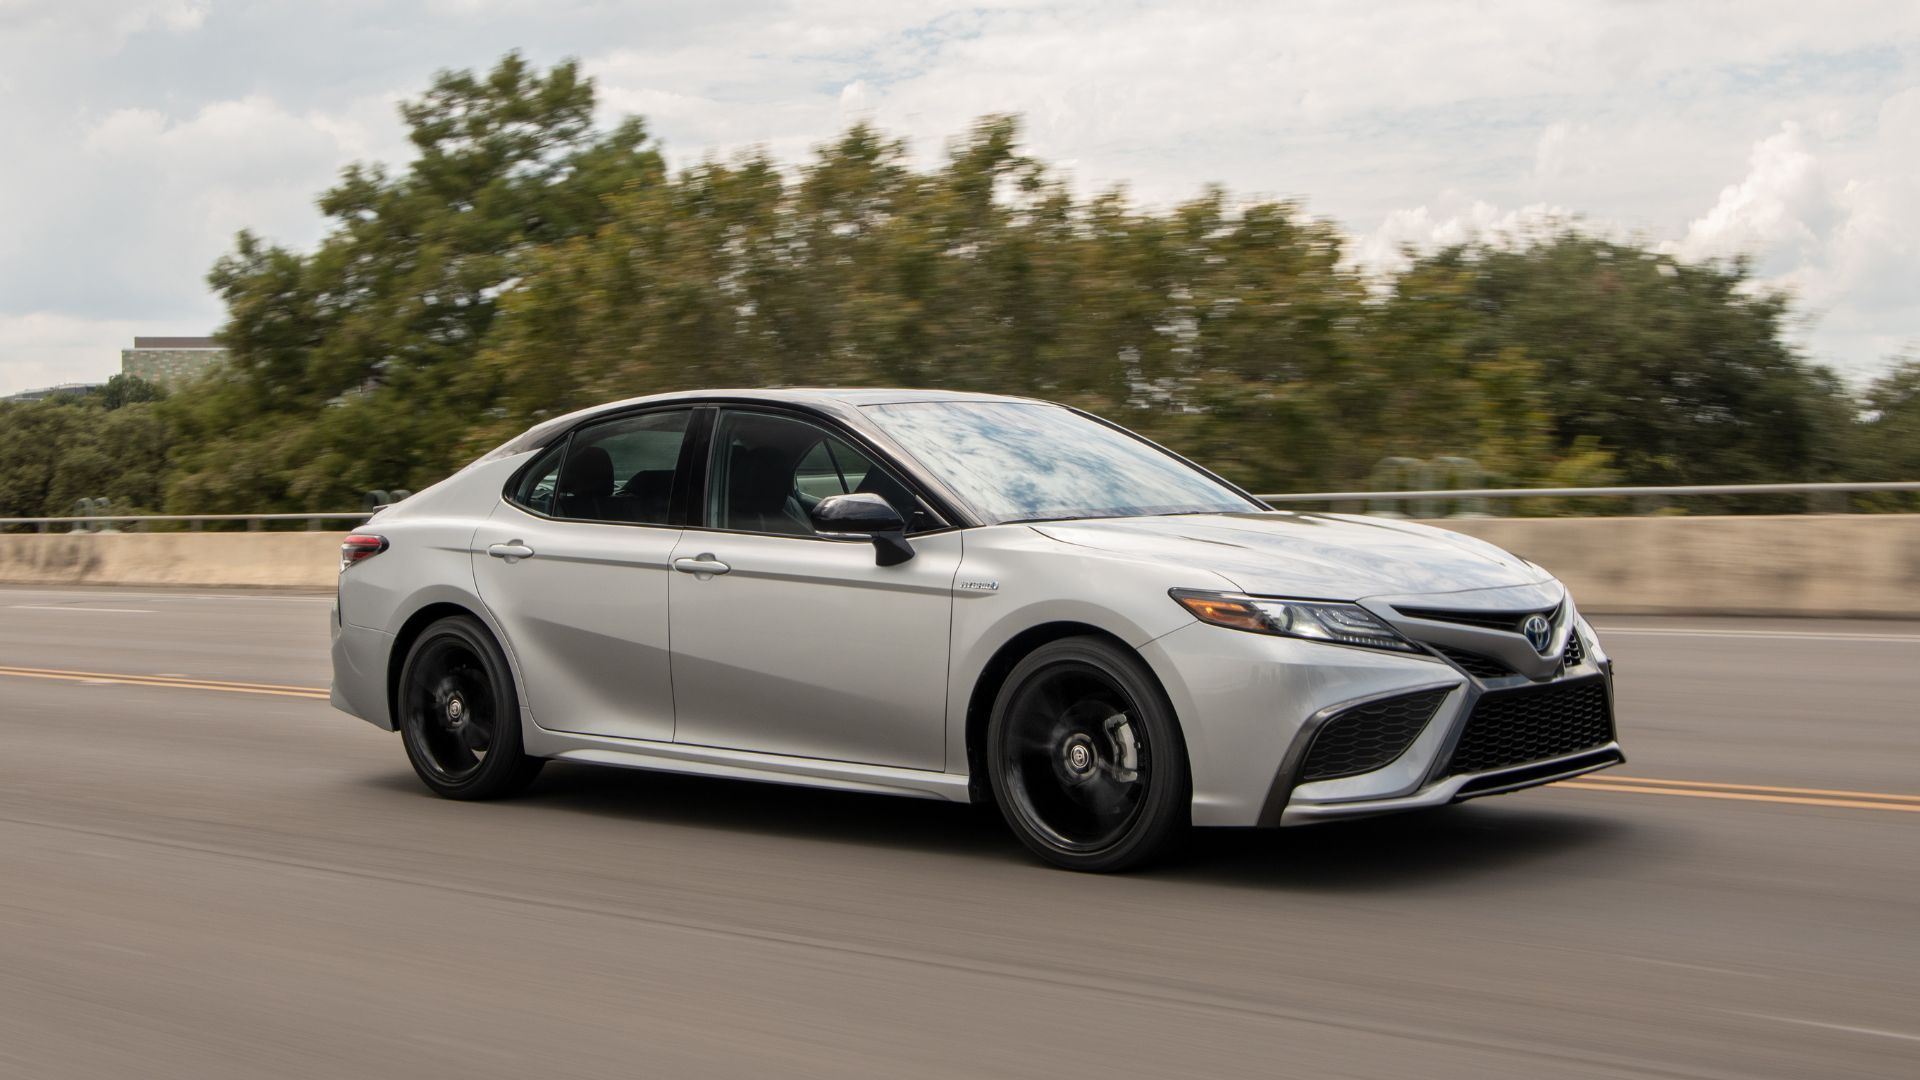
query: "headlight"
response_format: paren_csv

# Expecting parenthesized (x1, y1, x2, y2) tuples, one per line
(1170, 589, 1418, 652)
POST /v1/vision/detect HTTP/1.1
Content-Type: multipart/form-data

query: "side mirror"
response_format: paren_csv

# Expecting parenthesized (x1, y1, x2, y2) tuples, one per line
(813, 492, 914, 566)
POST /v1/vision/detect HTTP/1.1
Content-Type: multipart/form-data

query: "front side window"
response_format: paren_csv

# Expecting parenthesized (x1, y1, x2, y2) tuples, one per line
(863, 401, 1261, 525)
(548, 409, 691, 524)
(707, 410, 927, 535)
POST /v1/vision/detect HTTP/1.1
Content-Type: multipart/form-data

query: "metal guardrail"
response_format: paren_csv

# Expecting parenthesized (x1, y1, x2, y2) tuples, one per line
(1259, 481, 1920, 502)
(1258, 480, 1920, 516)
(1, 482, 1917, 531)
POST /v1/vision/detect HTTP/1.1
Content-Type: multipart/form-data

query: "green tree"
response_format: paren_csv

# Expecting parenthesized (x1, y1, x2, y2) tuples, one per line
(97, 373, 167, 410)
(1853, 356, 1920, 508)
(122, 51, 1881, 513)
(166, 52, 665, 510)
(0, 394, 171, 521)
(1395, 236, 1855, 487)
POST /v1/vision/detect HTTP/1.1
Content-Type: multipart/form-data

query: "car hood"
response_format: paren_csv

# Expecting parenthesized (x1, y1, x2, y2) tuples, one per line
(1030, 512, 1552, 600)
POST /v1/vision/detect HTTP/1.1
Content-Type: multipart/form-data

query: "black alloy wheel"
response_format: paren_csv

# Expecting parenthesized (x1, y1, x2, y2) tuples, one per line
(987, 636, 1189, 872)
(397, 616, 543, 799)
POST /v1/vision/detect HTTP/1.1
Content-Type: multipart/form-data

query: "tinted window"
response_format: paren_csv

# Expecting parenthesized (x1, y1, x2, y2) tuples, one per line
(551, 410, 690, 524)
(864, 401, 1260, 524)
(508, 441, 566, 516)
(794, 435, 872, 499)
(708, 410, 927, 535)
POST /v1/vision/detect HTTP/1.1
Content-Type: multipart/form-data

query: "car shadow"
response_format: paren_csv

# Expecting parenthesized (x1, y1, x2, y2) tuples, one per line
(359, 763, 1014, 861)
(1166, 802, 1645, 891)
(362, 763, 1649, 891)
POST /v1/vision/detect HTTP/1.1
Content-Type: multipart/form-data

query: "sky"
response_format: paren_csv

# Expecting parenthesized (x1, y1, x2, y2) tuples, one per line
(1, 0, 1916, 396)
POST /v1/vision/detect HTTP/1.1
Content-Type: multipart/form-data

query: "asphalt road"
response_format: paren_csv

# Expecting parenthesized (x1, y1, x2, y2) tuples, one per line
(1, 585, 1916, 1079)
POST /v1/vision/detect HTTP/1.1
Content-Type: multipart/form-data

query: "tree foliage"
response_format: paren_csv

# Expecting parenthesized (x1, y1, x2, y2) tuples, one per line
(1, 53, 1897, 519)
(1855, 357, 1920, 499)
(0, 379, 170, 519)
(160, 52, 664, 511)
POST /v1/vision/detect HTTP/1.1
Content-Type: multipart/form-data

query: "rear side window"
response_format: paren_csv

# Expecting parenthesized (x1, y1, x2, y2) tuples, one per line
(508, 442, 566, 516)
(509, 409, 691, 525)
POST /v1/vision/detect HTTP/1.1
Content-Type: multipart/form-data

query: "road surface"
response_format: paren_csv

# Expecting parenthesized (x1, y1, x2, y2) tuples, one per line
(1, 585, 1916, 1078)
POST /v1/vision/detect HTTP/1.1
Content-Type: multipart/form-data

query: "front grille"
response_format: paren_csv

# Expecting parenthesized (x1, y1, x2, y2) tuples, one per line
(1433, 645, 1515, 680)
(1299, 688, 1451, 782)
(1441, 677, 1613, 777)
(1396, 605, 1557, 633)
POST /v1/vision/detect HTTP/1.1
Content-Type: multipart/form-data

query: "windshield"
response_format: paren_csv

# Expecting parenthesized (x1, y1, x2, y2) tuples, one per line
(864, 400, 1262, 524)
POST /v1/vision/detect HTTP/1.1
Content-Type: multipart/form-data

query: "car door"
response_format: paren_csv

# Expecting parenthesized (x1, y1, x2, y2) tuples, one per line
(471, 407, 696, 743)
(667, 407, 960, 771)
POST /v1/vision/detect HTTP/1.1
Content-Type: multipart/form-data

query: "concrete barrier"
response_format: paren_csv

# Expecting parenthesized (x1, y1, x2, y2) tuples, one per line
(1, 515, 1917, 616)
(0, 531, 345, 590)
(1431, 514, 1920, 618)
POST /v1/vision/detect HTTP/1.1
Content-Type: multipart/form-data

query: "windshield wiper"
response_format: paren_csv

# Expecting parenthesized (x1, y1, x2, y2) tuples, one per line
(1002, 513, 1121, 525)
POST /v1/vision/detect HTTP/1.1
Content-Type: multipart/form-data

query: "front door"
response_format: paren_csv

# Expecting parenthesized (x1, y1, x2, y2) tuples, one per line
(667, 408, 959, 771)
(471, 407, 694, 743)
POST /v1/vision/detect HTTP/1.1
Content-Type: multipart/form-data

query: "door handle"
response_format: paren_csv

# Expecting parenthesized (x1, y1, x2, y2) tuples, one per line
(488, 542, 536, 561)
(672, 554, 731, 577)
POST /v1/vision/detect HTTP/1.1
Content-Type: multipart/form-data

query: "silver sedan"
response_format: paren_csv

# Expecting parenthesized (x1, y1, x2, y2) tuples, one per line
(330, 389, 1622, 871)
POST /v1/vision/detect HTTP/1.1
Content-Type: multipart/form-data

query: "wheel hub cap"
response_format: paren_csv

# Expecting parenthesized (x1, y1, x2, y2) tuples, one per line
(1061, 732, 1098, 781)
(444, 694, 466, 729)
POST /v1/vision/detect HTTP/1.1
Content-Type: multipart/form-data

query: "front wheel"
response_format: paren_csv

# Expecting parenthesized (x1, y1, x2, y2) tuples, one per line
(396, 615, 543, 800)
(986, 637, 1190, 872)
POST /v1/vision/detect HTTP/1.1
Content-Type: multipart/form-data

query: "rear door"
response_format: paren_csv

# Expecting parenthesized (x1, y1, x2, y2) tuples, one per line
(666, 407, 960, 770)
(471, 407, 697, 743)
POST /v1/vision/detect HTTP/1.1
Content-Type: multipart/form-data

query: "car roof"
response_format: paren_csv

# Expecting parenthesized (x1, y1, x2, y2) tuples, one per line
(488, 387, 1050, 457)
(657, 387, 1039, 407)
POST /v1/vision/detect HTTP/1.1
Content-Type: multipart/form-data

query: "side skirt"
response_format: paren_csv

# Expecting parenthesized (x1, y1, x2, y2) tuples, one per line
(522, 715, 974, 804)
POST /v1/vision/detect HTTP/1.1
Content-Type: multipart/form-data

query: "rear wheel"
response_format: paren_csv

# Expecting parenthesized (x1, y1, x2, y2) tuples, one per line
(986, 637, 1189, 872)
(397, 616, 543, 799)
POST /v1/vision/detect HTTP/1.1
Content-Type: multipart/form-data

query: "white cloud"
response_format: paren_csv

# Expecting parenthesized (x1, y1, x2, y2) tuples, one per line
(1653, 102, 1920, 377)
(1670, 123, 1835, 274)
(1351, 201, 1591, 289)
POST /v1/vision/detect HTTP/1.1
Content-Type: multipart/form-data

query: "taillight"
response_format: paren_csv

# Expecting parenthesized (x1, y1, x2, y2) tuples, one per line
(340, 533, 388, 571)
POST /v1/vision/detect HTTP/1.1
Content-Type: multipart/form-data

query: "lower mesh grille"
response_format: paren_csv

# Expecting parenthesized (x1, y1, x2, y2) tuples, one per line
(1299, 688, 1451, 782)
(1442, 677, 1613, 776)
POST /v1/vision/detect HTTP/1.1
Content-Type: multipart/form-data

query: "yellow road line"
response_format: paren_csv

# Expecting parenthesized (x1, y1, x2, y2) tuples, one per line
(0, 664, 323, 694)
(5, 664, 1919, 816)
(1575, 773, 1920, 804)
(1557, 781, 1920, 813)
(0, 665, 328, 700)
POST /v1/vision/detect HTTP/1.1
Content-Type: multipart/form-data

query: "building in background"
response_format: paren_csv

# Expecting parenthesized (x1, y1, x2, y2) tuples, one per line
(121, 336, 227, 388)
(1, 382, 103, 403)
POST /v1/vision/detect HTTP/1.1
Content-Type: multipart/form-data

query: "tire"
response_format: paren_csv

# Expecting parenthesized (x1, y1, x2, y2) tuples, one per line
(986, 636, 1190, 872)
(395, 615, 544, 800)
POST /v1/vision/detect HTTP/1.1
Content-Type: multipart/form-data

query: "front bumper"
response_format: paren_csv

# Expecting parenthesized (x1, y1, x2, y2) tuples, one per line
(1278, 744, 1624, 825)
(1141, 601, 1620, 828)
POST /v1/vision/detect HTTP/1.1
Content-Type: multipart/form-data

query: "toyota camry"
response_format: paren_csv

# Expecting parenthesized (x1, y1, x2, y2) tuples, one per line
(330, 389, 1623, 871)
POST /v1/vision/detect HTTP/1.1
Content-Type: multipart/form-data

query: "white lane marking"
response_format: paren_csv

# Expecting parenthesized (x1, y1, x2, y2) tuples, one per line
(152, 594, 331, 603)
(1617, 955, 1771, 978)
(1737, 1014, 1920, 1043)
(1594, 627, 1920, 643)
(10, 605, 155, 614)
